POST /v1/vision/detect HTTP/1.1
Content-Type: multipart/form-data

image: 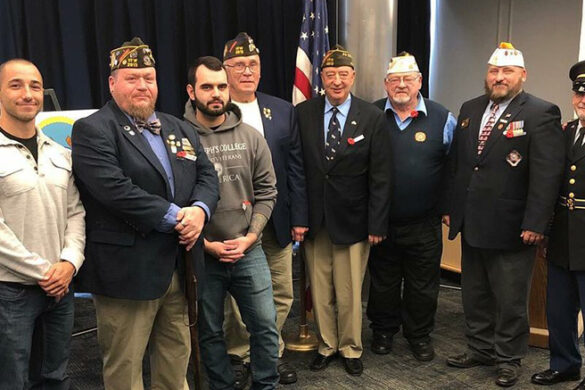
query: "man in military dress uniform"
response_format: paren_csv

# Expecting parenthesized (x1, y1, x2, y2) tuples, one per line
(444, 42, 564, 387)
(531, 60, 585, 389)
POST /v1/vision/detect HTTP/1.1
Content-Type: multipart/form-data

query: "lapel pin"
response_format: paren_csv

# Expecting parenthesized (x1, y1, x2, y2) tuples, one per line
(497, 124, 504, 130)
(351, 120, 357, 125)
(461, 118, 470, 128)
(123, 125, 135, 135)
(263, 107, 272, 120)
(415, 131, 427, 142)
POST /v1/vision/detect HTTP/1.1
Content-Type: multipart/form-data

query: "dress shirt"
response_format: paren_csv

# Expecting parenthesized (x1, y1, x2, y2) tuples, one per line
(126, 113, 210, 232)
(323, 94, 352, 145)
(384, 93, 456, 150)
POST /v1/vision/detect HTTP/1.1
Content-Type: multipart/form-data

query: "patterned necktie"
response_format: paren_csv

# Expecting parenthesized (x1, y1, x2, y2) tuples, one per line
(134, 118, 162, 135)
(325, 107, 342, 161)
(477, 103, 499, 155)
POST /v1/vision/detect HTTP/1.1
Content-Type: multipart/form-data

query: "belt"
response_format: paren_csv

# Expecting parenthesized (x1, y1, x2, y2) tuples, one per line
(559, 195, 585, 210)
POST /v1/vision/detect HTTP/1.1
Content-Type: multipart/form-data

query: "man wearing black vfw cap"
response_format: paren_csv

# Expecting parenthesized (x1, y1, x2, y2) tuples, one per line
(531, 60, 585, 389)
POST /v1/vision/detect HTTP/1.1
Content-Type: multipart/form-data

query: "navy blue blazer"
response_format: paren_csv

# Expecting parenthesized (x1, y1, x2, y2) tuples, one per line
(296, 95, 392, 245)
(447, 92, 564, 249)
(72, 100, 219, 300)
(256, 92, 308, 247)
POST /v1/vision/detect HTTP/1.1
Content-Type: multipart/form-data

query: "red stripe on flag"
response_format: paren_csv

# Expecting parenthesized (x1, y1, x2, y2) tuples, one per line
(294, 67, 312, 100)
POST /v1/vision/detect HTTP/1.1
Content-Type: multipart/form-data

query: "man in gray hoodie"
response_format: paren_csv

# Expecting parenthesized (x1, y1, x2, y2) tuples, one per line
(184, 56, 279, 390)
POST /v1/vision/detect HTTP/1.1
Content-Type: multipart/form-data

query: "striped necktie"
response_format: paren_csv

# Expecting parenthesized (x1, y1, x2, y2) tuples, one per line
(477, 103, 499, 155)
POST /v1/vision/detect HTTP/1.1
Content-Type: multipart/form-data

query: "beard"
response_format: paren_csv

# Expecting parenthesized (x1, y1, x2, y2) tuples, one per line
(484, 80, 522, 104)
(126, 101, 155, 121)
(192, 97, 227, 117)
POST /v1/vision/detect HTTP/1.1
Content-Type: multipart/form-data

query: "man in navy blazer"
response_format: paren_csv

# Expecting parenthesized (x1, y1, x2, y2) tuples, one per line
(296, 45, 392, 376)
(72, 38, 219, 390)
(444, 43, 564, 387)
(219, 32, 308, 387)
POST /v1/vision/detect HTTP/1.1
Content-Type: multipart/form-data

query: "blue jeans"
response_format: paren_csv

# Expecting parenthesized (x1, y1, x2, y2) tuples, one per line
(0, 282, 74, 390)
(199, 245, 279, 390)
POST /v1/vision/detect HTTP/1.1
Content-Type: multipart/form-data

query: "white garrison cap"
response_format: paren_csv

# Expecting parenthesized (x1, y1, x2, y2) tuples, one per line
(386, 52, 420, 75)
(488, 42, 525, 68)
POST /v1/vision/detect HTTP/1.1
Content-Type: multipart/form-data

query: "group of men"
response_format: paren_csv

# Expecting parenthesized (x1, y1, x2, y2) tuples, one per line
(1, 31, 585, 390)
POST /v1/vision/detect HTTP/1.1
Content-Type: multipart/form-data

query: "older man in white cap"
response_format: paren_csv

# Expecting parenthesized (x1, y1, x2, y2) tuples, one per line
(367, 52, 455, 362)
(444, 42, 564, 387)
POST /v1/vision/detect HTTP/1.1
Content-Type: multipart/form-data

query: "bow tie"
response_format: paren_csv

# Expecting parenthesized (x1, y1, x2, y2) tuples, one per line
(134, 118, 162, 135)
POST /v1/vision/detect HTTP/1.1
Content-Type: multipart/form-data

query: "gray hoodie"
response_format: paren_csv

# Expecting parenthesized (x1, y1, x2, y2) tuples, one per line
(184, 101, 277, 248)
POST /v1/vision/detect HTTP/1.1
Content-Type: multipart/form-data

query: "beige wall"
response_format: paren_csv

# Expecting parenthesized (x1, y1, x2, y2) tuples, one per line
(430, 0, 582, 121)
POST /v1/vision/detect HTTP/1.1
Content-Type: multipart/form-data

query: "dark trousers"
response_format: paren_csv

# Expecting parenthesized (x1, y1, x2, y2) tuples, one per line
(366, 216, 443, 342)
(547, 262, 585, 373)
(0, 282, 74, 390)
(461, 239, 535, 366)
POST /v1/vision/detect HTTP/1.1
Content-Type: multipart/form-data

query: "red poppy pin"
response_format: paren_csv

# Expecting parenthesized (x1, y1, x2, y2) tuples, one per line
(347, 138, 355, 145)
(176, 151, 187, 158)
(410, 110, 419, 118)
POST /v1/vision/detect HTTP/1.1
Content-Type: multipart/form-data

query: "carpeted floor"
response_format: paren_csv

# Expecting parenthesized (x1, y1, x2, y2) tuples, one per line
(67, 271, 570, 389)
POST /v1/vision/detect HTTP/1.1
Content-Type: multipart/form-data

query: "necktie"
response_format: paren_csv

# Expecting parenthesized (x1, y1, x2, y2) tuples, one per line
(572, 127, 585, 155)
(134, 118, 162, 135)
(325, 107, 342, 161)
(477, 103, 499, 155)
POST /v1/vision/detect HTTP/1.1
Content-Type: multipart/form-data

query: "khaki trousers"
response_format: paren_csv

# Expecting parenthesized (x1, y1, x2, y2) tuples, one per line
(93, 272, 191, 390)
(304, 230, 370, 358)
(224, 223, 294, 360)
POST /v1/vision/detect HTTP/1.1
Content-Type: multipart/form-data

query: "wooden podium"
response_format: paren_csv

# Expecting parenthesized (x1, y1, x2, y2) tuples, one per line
(440, 229, 552, 348)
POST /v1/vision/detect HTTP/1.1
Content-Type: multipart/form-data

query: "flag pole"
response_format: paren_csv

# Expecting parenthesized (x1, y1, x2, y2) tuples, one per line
(284, 243, 319, 351)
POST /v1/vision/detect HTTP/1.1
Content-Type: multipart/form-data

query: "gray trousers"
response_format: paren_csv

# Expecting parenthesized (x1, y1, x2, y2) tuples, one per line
(461, 238, 536, 367)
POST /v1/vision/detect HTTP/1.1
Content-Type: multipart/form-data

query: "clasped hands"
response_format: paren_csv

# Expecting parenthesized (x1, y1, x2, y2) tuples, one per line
(38, 260, 75, 301)
(174, 206, 206, 251)
(205, 233, 258, 263)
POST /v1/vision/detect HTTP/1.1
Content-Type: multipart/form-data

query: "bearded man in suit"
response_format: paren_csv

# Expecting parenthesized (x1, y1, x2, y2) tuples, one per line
(72, 37, 219, 390)
(444, 42, 564, 387)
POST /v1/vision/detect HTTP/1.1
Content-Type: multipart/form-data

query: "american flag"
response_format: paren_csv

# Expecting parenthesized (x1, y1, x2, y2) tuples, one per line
(292, 0, 330, 106)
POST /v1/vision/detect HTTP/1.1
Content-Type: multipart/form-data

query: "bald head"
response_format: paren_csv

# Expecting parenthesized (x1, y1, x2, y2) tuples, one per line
(0, 59, 44, 131)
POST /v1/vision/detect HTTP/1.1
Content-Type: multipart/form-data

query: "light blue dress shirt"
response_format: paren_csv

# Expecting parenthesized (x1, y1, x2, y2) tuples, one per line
(384, 93, 456, 151)
(127, 113, 210, 233)
(323, 94, 352, 145)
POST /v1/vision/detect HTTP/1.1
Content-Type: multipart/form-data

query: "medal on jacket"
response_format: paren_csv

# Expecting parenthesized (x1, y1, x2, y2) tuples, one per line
(167, 134, 177, 153)
(506, 149, 522, 166)
(415, 131, 426, 142)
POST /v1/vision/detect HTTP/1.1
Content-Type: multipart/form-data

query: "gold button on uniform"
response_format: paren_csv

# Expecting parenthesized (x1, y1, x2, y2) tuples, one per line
(570, 178, 576, 184)
(571, 165, 577, 171)
(569, 192, 575, 198)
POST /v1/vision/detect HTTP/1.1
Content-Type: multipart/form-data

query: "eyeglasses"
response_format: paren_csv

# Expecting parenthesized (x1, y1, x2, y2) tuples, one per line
(225, 63, 259, 74)
(386, 75, 419, 85)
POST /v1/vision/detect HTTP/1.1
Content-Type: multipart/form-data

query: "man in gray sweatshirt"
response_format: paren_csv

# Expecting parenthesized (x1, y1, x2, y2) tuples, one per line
(184, 56, 279, 390)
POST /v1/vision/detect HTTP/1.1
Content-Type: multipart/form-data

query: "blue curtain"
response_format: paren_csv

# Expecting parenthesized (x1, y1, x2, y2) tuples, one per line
(0, 0, 309, 117)
(0, 0, 428, 114)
